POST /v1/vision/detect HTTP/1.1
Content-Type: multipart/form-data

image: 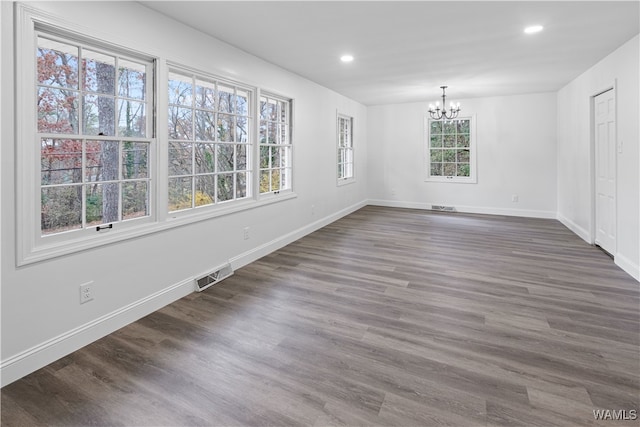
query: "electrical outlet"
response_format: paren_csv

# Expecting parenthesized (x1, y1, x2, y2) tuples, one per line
(511, 195, 519, 203)
(243, 227, 250, 240)
(80, 282, 93, 304)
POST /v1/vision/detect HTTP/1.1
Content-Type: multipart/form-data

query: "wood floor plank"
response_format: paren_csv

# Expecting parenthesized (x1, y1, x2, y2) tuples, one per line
(2, 206, 638, 426)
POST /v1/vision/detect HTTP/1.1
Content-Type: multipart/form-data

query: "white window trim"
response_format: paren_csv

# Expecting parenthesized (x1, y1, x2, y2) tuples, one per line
(337, 112, 355, 186)
(15, 4, 298, 266)
(423, 114, 477, 184)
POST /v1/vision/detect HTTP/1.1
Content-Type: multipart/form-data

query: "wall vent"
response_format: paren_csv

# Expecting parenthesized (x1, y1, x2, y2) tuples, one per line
(431, 205, 457, 212)
(194, 263, 233, 292)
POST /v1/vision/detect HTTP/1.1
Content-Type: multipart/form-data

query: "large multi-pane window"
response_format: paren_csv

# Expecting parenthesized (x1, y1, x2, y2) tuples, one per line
(37, 33, 153, 235)
(19, 7, 298, 264)
(168, 70, 251, 211)
(259, 94, 292, 194)
(425, 117, 476, 183)
(337, 114, 354, 183)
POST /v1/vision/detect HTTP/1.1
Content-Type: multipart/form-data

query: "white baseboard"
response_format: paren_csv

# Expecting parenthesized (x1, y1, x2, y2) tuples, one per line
(556, 213, 591, 243)
(615, 254, 640, 282)
(367, 199, 557, 219)
(0, 278, 194, 387)
(0, 200, 367, 387)
(229, 200, 367, 270)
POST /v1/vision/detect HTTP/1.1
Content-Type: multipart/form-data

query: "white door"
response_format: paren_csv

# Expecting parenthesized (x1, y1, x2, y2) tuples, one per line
(594, 89, 616, 255)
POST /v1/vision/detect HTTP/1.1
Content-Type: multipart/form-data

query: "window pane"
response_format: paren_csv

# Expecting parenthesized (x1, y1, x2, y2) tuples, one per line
(281, 168, 291, 189)
(38, 87, 79, 134)
(122, 142, 149, 179)
(195, 175, 215, 207)
(83, 50, 115, 94)
(430, 163, 442, 176)
(430, 120, 442, 135)
(271, 146, 281, 169)
(168, 177, 192, 211)
(338, 162, 343, 179)
(457, 163, 470, 177)
(168, 106, 192, 140)
(217, 114, 235, 142)
(83, 95, 115, 136)
(278, 123, 288, 145)
(86, 182, 119, 226)
(237, 89, 249, 116)
(41, 186, 82, 234)
(456, 134, 470, 148)
(260, 98, 276, 121)
(430, 134, 442, 148)
(217, 173, 234, 202)
(217, 144, 235, 172)
(195, 143, 215, 174)
(195, 79, 216, 110)
(442, 149, 456, 162)
(444, 134, 456, 147)
(218, 84, 235, 113)
(195, 110, 215, 141)
(169, 142, 193, 176)
(430, 149, 443, 163)
(267, 122, 278, 144)
(260, 146, 270, 168)
(118, 100, 146, 137)
(168, 73, 192, 106)
(457, 119, 470, 134)
(260, 170, 270, 193)
(443, 121, 456, 134)
(236, 172, 247, 198)
(278, 101, 288, 123)
(443, 163, 456, 176)
(271, 169, 281, 190)
(37, 37, 78, 89)
(236, 116, 249, 143)
(41, 138, 82, 185)
(118, 59, 146, 100)
(122, 181, 148, 220)
(85, 140, 119, 182)
(259, 122, 268, 144)
(237, 145, 247, 170)
(457, 149, 470, 163)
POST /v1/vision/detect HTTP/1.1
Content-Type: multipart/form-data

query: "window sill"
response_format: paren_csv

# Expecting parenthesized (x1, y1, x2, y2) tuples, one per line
(337, 178, 356, 187)
(19, 192, 297, 266)
(425, 176, 477, 184)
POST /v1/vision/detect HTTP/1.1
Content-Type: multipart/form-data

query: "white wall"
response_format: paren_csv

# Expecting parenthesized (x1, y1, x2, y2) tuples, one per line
(1, 1, 368, 385)
(557, 35, 639, 280)
(367, 93, 558, 217)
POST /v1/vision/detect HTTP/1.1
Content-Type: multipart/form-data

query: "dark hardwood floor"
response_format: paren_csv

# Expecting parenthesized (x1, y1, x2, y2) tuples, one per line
(2, 206, 639, 426)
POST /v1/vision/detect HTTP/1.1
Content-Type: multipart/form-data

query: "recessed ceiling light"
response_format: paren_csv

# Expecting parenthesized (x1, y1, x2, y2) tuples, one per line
(340, 54, 354, 63)
(524, 25, 544, 34)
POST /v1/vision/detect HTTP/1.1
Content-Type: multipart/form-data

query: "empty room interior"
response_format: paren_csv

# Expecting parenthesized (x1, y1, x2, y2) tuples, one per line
(1, 1, 639, 425)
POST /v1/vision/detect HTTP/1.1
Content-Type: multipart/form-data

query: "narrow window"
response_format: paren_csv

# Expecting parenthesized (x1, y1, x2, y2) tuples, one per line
(167, 70, 252, 211)
(259, 94, 292, 194)
(337, 114, 354, 184)
(37, 33, 154, 235)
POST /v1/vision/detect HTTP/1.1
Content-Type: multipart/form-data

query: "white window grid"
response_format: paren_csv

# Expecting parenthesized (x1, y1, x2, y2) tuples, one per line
(167, 69, 253, 211)
(259, 94, 292, 194)
(337, 114, 354, 182)
(36, 31, 154, 237)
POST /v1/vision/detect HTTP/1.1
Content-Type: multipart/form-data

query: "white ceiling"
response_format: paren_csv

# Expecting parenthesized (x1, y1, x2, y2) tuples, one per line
(140, 1, 640, 105)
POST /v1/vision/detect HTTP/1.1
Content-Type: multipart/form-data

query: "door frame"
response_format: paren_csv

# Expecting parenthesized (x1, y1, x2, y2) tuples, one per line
(589, 81, 617, 252)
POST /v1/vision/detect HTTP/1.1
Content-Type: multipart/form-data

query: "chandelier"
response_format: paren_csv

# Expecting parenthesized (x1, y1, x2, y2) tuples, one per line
(428, 86, 461, 120)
